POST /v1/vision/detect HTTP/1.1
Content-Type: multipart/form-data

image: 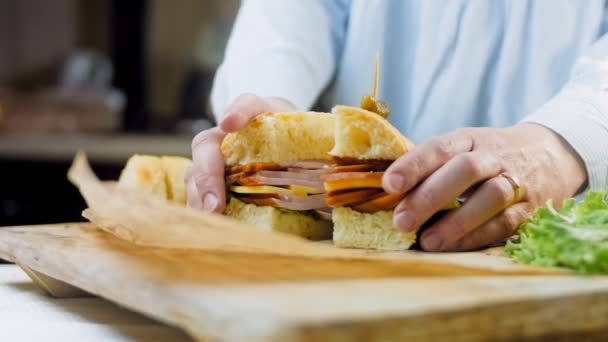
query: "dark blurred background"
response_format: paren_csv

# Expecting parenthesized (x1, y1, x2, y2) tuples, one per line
(0, 0, 238, 226)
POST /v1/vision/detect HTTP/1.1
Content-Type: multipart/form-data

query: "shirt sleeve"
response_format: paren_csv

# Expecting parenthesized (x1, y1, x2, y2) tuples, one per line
(210, 0, 350, 122)
(522, 33, 608, 191)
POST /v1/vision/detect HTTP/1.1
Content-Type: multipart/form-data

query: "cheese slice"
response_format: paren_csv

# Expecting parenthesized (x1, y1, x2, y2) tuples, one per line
(288, 184, 325, 195)
(324, 177, 383, 193)
(352, 193, 403, 212)
(326, 189, 383, 207)
(230, 185, 294, 195)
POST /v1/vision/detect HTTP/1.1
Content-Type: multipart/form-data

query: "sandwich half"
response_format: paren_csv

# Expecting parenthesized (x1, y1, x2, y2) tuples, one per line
(118, 154, 192, 205)
(323, 105, 418, 250)
(221, 112, 335, 240)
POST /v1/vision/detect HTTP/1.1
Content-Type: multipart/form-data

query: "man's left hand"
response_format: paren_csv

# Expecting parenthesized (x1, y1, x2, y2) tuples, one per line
(383, 123, 587, 252)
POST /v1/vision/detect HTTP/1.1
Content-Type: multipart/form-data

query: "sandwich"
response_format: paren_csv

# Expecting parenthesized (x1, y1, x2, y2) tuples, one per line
(219, 55, 392, 241)
(219, 106, 454, 250)
(118, 154, 192, 205)
(116, 95, 454, 250)
(323, 105, 417, 250)
(221, 112, 336, 240)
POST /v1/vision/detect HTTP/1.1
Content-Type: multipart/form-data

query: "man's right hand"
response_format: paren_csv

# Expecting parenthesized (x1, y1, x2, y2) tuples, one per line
(186, 93, 296, 213)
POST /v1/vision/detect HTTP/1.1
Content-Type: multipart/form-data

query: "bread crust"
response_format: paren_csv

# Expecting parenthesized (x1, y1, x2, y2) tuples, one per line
(160, 156, 192, 205)
(332, 207, 416, 250)
(225, 197, 332, 240)
(118, 155, 167, 199)
(221, 112, 335, 166)
(118, 155, 191, 205)
(329, 105, 415, 160)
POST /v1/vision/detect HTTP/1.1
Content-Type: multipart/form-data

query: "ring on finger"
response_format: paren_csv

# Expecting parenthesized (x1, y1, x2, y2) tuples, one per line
(498, 172, 522, 203)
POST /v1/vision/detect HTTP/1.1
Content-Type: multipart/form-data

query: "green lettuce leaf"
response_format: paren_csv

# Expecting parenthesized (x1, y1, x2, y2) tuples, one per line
(505, 191, 608, 274)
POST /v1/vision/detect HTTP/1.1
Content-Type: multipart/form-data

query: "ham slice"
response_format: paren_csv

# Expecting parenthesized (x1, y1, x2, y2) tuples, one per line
(258, 170, 323, 181)
(241, 193, 327, 211)
(239, 170, 324, 188)
(277, 193, 327, 210)
(287, 167, 330, 175)
(226, 161, 331, 187)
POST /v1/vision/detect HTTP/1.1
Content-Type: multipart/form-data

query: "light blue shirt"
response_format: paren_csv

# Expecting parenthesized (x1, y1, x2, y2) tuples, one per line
(211, 0, 608, 190)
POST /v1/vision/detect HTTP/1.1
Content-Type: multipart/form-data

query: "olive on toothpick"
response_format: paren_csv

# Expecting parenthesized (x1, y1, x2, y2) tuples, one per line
(360, 53, 390, 118)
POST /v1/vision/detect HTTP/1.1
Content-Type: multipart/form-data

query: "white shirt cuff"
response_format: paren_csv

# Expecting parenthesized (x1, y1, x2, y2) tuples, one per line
(521, 88, 608, 191)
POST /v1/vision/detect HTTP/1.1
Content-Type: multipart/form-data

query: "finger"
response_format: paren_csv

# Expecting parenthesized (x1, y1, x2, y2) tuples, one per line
(419, 174, 520, 251)
(444, 202, 533, 252)
(186, 171, 203, 209)
(383, 129, 475, 194)
(392, 151, 502, 232)
(191, 127, 227, 213)
(220, 93, 272, 132)
(185, 165, 203, 209)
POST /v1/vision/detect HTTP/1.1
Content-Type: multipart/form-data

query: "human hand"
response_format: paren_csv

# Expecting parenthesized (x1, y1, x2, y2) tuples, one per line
(186, 93, 296, 212)
(382, 124, 587, 252)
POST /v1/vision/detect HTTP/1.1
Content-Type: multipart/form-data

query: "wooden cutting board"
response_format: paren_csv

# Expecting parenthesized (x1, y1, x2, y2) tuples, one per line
(1, 223, 608, 341)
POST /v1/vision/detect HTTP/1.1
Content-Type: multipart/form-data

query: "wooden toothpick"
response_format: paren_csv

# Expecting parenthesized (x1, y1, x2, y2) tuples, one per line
(373, 52, 379, 98)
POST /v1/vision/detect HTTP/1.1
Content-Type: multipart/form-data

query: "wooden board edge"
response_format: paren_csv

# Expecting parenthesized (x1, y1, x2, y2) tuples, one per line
(265, 291, 608, 342)
(5, 244, 608, 341)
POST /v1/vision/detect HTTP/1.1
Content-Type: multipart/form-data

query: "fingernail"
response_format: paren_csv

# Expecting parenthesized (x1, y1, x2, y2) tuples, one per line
(386, 173, 406, 193)
(394, 211, 416, 232)
(422, 233, 443, 251)
(202, 193, 218, 211)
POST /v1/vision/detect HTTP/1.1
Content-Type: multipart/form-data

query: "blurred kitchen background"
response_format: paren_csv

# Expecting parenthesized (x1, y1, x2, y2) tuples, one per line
(0, 0, 238, 226)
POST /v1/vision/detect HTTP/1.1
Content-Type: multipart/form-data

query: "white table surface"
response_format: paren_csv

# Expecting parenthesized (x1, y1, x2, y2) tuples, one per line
(0, 264, 191, 341)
